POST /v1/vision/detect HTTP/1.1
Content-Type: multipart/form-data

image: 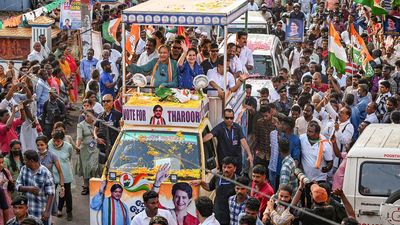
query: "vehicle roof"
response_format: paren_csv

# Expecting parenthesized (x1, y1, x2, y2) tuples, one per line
(122, 0, 248, 26)
(348, 124, 400, 159)
(231, 11, 268, 24)
(226, 33, 278, 53)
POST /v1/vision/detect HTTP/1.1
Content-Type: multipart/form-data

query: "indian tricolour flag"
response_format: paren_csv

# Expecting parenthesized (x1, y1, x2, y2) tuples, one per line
(349, 24, 374, 77)
(328, 22, 348, 75)
(102, 17, 121, 43)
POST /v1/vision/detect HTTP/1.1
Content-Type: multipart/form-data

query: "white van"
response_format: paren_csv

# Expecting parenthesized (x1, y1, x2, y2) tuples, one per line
(228, 11, 271, 34)
(225, 33, 288, 97)
(343, 124, 400, 225)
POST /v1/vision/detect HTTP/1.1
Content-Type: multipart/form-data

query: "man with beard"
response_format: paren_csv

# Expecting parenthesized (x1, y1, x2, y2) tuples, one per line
(295, 103, 321, 135)
(262, 185, 295, 224)
(200, 43, 219, 75)
(149, 105, 166, 125)
(130, 191, 177, 225)
(90, 183, 130, 225)
(192, 157, 238, 225)
(137, 38, 158, 66)
(196, 38, 211, 64)
(229, 176, 250, 225)
(237, 32, 254, 71)
(99, 60, 118, 98)
(250, 165, 274, 214)
(300, 121, 333, 183)
(170, 39, 183, 61)
(271, 21, 285, 42)
(343, 74, 361, 105)
(227, 43, 246, 77)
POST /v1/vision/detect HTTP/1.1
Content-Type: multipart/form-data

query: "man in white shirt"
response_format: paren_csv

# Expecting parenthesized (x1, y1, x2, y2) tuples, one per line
(196, 196, 220, 225)
(103, 43, 122, 64)
(39, 34, 51, 59)
(248, 0, 259, 11)
(137, 38, 159, 66)
(227, 43, 246, 76)
(295, 103, 322, 135)
(130, 191, 177, 225)
(27, 42, 44, 63)
(365, 102, 379, 123)
(300, 121, 333, 182)
(237, 31, 254, 71)
(135, 30, 147, 55)
(207, 56, 247, 98)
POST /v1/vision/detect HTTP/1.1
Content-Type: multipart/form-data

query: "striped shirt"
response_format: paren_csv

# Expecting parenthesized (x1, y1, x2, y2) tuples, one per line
(229, 195, 248, 225)
(280, 155, 298, 191)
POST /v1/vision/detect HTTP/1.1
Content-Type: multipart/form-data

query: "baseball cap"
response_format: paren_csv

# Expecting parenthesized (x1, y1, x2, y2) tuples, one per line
(12, 195, 28, 206)
(310, 184, 328, 203)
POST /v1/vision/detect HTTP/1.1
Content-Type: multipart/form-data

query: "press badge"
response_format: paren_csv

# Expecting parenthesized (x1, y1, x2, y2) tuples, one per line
(232, 140, 238, 146)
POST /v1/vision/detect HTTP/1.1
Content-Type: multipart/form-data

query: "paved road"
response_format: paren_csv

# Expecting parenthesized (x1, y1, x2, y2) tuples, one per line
(53, 107, 90, 225)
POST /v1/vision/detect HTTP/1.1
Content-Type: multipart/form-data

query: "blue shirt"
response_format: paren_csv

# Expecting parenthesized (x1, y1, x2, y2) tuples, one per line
(35, 78, 50, 116)
(357, 95, 369, 121)
(178, 61, 204, 89)
(80, 57, 98, 81)
(277, 132, 301, 176)
(100, 71, 115, 97)
(350, 105, 361, 139)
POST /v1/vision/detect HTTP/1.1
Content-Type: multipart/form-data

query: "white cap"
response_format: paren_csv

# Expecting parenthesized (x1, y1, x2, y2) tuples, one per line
(201, 31, 208, 36)
(195, 29, 201, 34)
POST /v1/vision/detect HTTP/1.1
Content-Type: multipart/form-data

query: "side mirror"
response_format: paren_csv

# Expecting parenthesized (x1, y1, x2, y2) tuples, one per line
(206, 157, 217, 170)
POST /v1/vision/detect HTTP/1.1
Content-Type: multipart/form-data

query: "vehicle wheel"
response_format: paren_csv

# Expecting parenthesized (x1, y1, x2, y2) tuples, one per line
(385, 189, 400, 204)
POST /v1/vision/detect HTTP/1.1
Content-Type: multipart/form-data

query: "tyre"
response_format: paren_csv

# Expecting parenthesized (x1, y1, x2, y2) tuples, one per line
(385, 189, 400, 204)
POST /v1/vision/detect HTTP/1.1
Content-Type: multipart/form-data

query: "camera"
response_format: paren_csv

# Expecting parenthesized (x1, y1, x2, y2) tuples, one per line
(294, 168, 311, 184)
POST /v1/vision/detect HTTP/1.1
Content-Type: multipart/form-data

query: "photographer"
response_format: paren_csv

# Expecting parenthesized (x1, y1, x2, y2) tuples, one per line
(291, 180, 335, 225)
(262, 184, 295, 225)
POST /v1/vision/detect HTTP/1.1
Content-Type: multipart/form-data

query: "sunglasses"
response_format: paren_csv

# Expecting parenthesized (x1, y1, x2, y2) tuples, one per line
(225, 116, 234, 120)
(102, 100, 112, 103)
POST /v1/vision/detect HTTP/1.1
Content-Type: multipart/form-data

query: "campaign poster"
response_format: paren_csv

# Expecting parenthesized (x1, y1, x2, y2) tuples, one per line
(285, 18, 304, 42)
(60, 0, 82, 30)
(384, 16, 400, 36)
(80, 0, 93, 57)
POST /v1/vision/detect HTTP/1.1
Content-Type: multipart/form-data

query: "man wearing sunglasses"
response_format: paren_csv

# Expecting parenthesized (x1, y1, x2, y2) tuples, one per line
(94, 94, 122, 173)
(200, 43, 219, 75)
(203, 108, 253, 175)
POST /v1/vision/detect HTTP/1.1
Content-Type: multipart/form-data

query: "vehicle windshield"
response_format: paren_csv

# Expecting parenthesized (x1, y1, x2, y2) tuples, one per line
(109, 131, 201, 180)
(359, 162, 400, 197)
(251, 55, 274, 77)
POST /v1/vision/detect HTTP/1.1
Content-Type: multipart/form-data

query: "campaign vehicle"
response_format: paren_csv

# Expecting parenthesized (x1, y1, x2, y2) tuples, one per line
(343, 124, 400, 225)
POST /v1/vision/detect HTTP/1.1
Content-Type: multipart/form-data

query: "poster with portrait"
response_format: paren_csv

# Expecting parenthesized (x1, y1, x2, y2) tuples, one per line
(285, 18, 304, 42)
(384, 16, 400, 36)
(80, 0, 93, 57)
(60, 0, 82, 30)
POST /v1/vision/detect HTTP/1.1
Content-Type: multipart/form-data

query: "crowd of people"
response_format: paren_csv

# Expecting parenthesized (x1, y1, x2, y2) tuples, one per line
(0, 0, 400, 225)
